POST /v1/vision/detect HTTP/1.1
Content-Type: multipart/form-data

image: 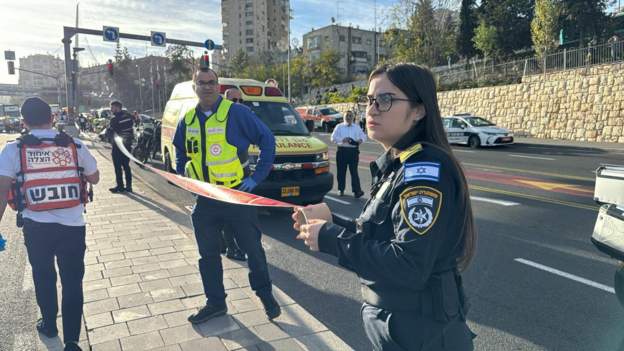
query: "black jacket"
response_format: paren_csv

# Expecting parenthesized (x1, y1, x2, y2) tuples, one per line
(108, 111, 135, 142)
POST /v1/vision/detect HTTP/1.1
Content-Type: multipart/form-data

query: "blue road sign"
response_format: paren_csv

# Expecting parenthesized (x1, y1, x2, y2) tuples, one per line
(103, 26, 120, 42)
(151, 31, 166, 47)
(204, 39, 215, 50)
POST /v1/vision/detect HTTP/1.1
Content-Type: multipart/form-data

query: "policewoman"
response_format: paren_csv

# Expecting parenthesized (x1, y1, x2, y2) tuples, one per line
(172, 67, 281, 324)
(0, 97, 99, 351)
(294, 64, 477, 350)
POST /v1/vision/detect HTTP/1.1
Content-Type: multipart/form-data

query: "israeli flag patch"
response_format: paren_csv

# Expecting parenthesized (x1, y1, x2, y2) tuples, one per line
(404, 162, 440, 183)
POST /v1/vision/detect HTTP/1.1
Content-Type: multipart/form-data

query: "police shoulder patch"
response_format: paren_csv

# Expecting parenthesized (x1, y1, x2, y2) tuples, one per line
(399, 186, 443, 235)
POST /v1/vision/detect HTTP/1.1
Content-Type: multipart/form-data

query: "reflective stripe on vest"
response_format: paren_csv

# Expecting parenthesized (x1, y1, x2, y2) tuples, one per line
(183, 100, 244, 188)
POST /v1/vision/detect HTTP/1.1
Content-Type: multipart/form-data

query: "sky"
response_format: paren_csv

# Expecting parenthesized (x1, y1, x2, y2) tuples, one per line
(0, 0, 396, 84)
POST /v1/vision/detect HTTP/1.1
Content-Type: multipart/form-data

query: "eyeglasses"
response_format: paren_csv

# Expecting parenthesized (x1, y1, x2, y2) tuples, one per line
(357, 93, 419, 113)
(231, 98, 243, 103)
(196, 80, 217, 88)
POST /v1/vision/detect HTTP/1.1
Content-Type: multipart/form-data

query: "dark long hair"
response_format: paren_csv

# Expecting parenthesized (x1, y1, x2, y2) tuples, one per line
(369, 63, 477, 270)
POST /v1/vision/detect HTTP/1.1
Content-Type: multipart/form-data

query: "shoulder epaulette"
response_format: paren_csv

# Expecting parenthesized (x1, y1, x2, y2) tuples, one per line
(399, 143, 423, 163)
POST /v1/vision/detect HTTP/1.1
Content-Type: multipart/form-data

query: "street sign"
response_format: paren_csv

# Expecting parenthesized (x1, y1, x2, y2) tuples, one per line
(151, 31, 166, 47)
(204, 39, 215, 50)
(103, 26, 120, 42)
(4, 50, 15, 61)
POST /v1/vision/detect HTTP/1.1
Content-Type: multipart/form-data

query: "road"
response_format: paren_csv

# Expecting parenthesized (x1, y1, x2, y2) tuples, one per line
(2, 131, 624, 350)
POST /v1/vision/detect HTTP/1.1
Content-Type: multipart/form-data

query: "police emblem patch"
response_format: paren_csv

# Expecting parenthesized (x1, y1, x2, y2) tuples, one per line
(210, 144, 222, 156)
(399, 186, 443, 235)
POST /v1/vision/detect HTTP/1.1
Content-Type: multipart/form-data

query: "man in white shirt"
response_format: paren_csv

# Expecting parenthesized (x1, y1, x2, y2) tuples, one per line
(330, 110, 366, 198)
(0, 97, 100, 351)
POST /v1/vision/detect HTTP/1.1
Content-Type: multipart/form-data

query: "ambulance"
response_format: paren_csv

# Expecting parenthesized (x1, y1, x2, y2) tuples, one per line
(160, 78, 333, 205)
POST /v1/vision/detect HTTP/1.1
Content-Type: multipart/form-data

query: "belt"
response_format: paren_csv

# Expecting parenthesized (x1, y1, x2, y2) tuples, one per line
(361, 285, 427, 312)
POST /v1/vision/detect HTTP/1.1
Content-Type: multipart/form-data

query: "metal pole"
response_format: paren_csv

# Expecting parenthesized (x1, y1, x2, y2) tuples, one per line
(137, 65, 143, 112)
(563, 48, 567, 70)
(150, 60, 155, 115)
(287, 5, 291, 102)
(62, 28, 72, 111)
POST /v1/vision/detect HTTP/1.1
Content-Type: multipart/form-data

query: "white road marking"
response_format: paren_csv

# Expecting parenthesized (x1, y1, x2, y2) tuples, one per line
(453, 149, 476, 153)
(514, 258, 615, 294)
(325, 195, 351, 205)
(470, 196, 520, 207)
(508, 154, 556, 161)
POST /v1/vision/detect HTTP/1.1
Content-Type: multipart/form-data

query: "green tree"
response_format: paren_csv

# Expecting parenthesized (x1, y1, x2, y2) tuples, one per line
(457, 0, 477, 59)
(473, 20, 499, 58)
(227, 49, 249, 77)
(310, 50, 341, 88)
(560, 0, 608, 45)
(531, 0, 561, 56)
(165, 45, 194, 81)
(478, 0, 534, 56)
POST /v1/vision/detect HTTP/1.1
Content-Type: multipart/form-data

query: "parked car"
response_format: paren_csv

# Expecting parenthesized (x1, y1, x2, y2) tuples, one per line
(442, 113, 514, 148)
(295, 106, 343, 132)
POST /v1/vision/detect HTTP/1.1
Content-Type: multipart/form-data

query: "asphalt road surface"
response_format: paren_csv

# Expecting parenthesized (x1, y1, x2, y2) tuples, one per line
(3, 131, 624, 350)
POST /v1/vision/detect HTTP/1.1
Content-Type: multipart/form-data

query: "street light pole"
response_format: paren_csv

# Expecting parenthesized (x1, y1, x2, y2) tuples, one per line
(287, 4, 291, 102)
(136, 65, 143, 112)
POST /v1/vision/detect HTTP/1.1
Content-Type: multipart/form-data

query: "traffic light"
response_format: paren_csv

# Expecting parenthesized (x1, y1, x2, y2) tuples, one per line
(199, 51, 210, 71)
(106, 59, 113, 76)
(7, 61, 15, 75)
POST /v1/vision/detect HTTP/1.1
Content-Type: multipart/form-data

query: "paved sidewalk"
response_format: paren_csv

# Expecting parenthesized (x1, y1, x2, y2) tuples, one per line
(20, 138, 352, 351)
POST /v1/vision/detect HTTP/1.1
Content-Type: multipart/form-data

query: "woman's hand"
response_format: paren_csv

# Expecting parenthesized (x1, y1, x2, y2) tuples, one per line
(296, 219, 326, 252)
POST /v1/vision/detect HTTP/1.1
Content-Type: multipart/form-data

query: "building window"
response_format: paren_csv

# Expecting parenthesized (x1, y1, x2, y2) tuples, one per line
(339, 35, 345, 42)
(246, 29, 253, 36)
(366, 39, 372, 45)
(246, 11, 253, 17)
(246, 38, 254, 43)
(246, 20, 253, 25)
(352, 37, 362, 44)
(307, 36, 320, 49)
(247, 47, 255, 52)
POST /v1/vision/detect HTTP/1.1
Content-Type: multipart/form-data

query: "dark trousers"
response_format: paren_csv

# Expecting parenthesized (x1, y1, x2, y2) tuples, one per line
(112, 140, 132, 189)
(191, 196, 271, 304)
(362, 303, 474, 351)
(221, 223, 243, 253)
(336, 147, 361, 193)
(23, 219, 86, 344)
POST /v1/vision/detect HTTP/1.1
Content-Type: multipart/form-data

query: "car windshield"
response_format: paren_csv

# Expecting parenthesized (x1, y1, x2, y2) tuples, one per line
(243, 101, 310, 136)
(319, 108, 338, 115)
(465, 116, 495, 127)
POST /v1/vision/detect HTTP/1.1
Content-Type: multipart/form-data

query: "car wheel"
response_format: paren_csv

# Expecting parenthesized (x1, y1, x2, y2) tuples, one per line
(468, 135, 481, 149)
(164, 150, 174, 173)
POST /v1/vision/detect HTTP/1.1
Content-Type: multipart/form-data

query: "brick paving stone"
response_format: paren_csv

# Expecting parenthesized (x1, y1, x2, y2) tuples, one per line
(233, 309, 271, 328)
(146, 346, 181, 351)
(295, 331, 354, 351)
(232, 298, 261, 313)
(102, 267, 134, 278)
(163, 309, 196, 328)
(150, 246, 176, 255)
(167, 265, 197, 277)
(168, 273, 201, 287)
(196, 315, 241, 337)
(179, 337, 227, 351)
(148, 299, 186, 315)
(150, 287, 186, 302)
(117, 292, 154, 309)
(112, 305, 151, 323)
(180, 282, 204, 297)
(84, 298, 120, 316)
(257, 338, 306, 351)
(85, 263, 105, 273)
(85, 312, 114, 330)
(273, 305, 328, 338)
(219, 328, 264, 350)
(159, 259, 189, 269)
(159, 324, 203, 345)
(127, 315, 169, 335)
(110, 274, 142, 287)
(251, 323, 289, 343)
(98, 253, 126, 263)
(120, 330, 164, 351)
(84, 270, 103, 282)
(84, 278, 111, 292)
(132, 262, 162, 274)
(181, 295, 205, 309)
(150, 241, 175, 249)
(156, 252, 186, 262)
(91, 340, 121, 351)
(99, 247, 125, 256)
(140, 269, 171, 281)
(124, 243, 152, 252)
(124, 250, 151, 259)
(108, 283, 142, 298)
(104, 259, 134, 270)
(90, 323, 130, 345)
(139, 278, 172, 292)
(84, 288, 110, 303)
(132, 256, 161, 266)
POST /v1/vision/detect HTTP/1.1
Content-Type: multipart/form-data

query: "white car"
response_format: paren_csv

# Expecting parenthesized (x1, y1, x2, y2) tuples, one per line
(442, 114, 514, 148)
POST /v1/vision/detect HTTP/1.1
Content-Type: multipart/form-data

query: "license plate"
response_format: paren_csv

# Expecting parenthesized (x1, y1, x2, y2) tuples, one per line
(501, 137, 512, 142)
(281, 186, 300, 197)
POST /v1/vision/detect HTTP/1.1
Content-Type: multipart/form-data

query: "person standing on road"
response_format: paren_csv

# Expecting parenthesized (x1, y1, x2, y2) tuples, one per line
(107, 101, 134, 193)
(0, 97, 100, 351)
(294, 64, 477, 351)
(331, 110, 366, 198)
(173, 67, 281, 324)
(220, 87, 247, 262)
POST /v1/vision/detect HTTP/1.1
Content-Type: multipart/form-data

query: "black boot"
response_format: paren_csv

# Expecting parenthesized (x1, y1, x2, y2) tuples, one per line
(36, 318, 58, 338)
(187, 301, 227, 324)
(259, 294, 281, 320)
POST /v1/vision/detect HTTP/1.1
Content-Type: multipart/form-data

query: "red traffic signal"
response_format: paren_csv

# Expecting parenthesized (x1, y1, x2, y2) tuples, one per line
(199, 51, 210, 71)
(7, 61, 15, 75)
(106, 59, 113, 76)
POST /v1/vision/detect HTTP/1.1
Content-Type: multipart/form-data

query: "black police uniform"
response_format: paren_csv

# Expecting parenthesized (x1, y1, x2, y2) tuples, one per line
(108, 111, 134, 190)
(318, 138, 475, 350)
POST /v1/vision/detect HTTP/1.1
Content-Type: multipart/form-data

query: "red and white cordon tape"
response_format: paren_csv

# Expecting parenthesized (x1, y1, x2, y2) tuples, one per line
(113, 135, 295, 208)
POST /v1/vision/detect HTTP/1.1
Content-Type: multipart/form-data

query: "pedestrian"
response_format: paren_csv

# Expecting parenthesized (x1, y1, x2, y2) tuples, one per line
(173, 67, 281, 324)
(293, 63, 477, 351)
(0, 97, 100, 351)
(107, 101, 134, 193)
(78, 113, 87, 130)
(221, 87, 247, 262)
(331, 110, 366, 198)
(132, 110, 141, 127)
